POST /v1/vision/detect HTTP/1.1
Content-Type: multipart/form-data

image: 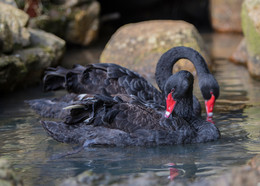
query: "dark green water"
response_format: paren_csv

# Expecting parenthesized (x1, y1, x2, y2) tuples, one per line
(0, 56, 260, 185)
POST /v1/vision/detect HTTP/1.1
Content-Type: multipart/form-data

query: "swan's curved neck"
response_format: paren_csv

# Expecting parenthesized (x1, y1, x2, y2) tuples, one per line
(155, 47, 210, 91)
(174, 97, 193, 121)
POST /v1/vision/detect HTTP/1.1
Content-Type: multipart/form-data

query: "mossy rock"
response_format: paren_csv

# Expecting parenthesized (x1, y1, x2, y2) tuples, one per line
(29, 0, 100, 46)
(241, 0, 260, 79)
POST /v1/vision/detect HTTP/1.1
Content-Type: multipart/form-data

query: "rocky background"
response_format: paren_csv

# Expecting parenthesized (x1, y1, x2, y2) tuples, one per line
(0, 0, 251, 93)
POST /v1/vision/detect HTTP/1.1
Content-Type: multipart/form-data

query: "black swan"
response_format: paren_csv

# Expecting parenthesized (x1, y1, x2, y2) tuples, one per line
(41, 46, 219, 122)
(40, 71, 220, 146)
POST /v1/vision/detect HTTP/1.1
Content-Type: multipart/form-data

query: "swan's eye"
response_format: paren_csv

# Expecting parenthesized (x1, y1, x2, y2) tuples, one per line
(171, 88, 175, 92)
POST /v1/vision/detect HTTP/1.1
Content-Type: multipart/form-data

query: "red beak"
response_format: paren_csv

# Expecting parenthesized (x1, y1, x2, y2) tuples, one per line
(165, 91, 176, 118)
(205, 92, 215, 123)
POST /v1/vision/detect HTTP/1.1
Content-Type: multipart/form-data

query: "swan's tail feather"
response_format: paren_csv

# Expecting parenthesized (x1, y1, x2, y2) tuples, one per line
(43, 65, 86, 93)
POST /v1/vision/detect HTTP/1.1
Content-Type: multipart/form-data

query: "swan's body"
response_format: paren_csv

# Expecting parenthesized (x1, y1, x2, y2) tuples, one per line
(32, 71, 220, 146)
(27, 46, 221, 146)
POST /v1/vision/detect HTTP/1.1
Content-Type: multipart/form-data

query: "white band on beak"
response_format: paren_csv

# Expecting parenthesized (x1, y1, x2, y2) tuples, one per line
(165, 111, 170, 118)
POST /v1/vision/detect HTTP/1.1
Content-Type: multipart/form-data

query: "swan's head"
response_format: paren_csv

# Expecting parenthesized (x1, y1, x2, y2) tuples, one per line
(199, 74, 219, 123)
(164, 71, 194, 118)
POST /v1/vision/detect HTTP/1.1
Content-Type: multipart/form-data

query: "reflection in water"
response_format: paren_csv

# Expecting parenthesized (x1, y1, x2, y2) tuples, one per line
(1, 51, 260, 185)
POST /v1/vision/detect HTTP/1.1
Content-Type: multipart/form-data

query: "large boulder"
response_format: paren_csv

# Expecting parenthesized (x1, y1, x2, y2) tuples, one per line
(100, 20, 210, 80)
(29, 0, 100, 46)
(241, 0, 260, 79)
(210, 0, 243, 33)
(0, 2, 30, 53)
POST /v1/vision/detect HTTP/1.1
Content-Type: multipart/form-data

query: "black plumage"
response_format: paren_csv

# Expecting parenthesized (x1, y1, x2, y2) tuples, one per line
(39, 71, 220, 146)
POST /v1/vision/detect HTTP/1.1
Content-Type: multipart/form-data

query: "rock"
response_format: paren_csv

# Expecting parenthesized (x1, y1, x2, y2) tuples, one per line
(210, 0, 243, 33)
(229, 38, 248, 66)
(13, 29, 65, 88)
(204, 33, 243, 60)
(0, 2, 30, 52)
(28, 28, 66, 66)
(100, 20, 211, 80)
(29, 0, 100, 46)
(0, 2, 66, 92)
(0, 55, 27, 92)
(241, 0, 260, 79)
(0, 28, 65, 92)
(0, 21, 13, 53)
(0, 158, 23, 186)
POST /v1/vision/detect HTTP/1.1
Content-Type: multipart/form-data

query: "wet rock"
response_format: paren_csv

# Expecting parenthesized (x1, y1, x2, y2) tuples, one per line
(229, 38, 248, 66)
(210, 0, 243, 33)
(29, 0, 100, 46)
(0, 2, 30, 52)
(100, 20, 210, 79)
(241, 0, 260, 79)
(0, 158, 23, 186)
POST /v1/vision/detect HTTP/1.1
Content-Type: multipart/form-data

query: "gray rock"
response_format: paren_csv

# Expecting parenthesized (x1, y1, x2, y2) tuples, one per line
(0, 2, 30, 51)
(0, 28, 65, 92)
(29, 0, 100, 46)
(0, 21, 13, 53)
(28, 28, 66, 66)
(0, 3, 66, 92)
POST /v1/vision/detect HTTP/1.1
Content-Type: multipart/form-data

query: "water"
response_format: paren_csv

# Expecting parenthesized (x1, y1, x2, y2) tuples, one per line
(0, 34, 260, 185)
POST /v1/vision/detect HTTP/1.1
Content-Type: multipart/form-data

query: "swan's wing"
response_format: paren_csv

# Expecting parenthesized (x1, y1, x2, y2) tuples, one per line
(82, 63, 165, 105)
(43, 63, 165, 105)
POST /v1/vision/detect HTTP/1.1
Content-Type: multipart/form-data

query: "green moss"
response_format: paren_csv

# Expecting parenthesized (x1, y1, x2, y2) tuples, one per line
(33, 16, 67, 38)
(241, 2, 260, 56)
